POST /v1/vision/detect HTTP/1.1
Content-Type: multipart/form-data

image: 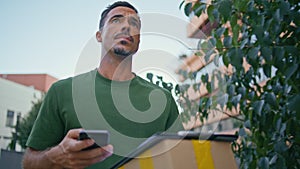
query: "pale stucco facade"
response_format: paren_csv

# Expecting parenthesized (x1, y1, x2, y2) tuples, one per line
(0, 78, 42, 151)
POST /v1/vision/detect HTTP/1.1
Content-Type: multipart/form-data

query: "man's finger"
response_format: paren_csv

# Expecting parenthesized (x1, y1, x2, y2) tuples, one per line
(71, 139, 95, 152)
(66, 128, 83, 139)
(72, 144, 114, 160)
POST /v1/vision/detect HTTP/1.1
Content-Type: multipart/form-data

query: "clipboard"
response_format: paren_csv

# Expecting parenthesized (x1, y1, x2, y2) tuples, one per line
(111, 131, 238, 169)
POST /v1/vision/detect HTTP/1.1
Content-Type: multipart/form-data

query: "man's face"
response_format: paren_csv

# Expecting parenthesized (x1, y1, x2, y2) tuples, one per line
(97, 6, 141, 58)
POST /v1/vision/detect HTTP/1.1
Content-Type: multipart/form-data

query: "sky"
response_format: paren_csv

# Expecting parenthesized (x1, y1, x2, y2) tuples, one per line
(0, 0, 198, 80)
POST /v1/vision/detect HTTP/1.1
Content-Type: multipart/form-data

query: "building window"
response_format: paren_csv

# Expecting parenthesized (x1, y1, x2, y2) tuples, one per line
(6, 110, 15, 127)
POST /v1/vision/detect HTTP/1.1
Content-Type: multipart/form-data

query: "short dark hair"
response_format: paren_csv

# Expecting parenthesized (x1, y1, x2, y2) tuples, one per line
(99, 1, 139, 30)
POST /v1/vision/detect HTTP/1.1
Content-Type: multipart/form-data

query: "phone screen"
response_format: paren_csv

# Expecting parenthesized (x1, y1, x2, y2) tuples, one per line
(78, 130, 110, 149)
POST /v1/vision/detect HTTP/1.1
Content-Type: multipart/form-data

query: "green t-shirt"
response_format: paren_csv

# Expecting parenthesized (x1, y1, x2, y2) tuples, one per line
(26, 69, 183, 168)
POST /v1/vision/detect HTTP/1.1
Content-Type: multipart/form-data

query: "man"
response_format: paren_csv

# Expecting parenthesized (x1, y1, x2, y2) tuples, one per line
(23, 1, 183, 169)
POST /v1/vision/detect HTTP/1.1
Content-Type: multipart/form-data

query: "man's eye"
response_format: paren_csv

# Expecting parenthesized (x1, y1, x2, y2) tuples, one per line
(129, 20, 139, 28)
(132, 22, 139, 28)
(112, 18, 120, 23)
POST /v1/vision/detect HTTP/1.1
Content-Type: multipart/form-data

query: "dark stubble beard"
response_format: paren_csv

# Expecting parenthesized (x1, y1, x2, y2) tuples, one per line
(113, 47, 132, 58)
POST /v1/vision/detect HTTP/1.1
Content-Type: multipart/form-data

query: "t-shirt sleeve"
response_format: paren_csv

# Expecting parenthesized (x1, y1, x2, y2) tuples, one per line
(26, 83, 65, 150)
(165, 94, 185, 132)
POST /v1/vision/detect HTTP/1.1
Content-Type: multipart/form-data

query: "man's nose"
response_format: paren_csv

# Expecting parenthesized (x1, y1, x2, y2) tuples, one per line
(120, 18, 131, 33)
(121, 24, 130, 33)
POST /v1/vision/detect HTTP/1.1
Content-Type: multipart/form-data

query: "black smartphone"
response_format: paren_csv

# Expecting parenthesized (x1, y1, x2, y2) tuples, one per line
(78, 130, 110, 151)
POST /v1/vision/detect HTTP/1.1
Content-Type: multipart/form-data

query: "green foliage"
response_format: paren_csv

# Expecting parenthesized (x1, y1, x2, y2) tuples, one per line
(146, 72, 198, 123)
(181, 0, 300, 168)
(146, 73, 175, 93)
(16, 96, 44, 149)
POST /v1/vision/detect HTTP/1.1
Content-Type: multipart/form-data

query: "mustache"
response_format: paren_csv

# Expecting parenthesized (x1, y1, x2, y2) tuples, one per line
(114, 32, 134, 43)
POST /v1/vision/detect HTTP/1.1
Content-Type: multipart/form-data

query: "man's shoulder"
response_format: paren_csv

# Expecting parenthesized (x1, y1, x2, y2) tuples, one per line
(49, 77, 71, 93)
(51, 70, 96, 90)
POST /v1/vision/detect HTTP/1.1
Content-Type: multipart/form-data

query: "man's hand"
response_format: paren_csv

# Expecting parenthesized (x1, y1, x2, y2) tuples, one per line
(46, 128, 113, 169)
(23, 128, 113, 169)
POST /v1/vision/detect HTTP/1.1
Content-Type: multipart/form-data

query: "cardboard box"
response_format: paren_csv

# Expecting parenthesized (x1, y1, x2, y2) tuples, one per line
(112, 133, 238, 169)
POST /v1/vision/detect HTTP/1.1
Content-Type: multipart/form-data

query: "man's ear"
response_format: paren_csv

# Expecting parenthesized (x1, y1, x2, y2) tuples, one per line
(96, 31, 102, 42)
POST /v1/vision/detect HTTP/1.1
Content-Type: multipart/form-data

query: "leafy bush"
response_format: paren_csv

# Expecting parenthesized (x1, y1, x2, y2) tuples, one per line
(180, 0, 300, 168)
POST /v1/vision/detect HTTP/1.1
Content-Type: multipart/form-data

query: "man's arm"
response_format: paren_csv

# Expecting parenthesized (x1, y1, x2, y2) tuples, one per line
(23, 146, 62, 169)
(22, 129, 113, 169)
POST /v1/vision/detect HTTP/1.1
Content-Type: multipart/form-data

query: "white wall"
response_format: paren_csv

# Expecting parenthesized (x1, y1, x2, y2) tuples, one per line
(0, 78, 42, 151)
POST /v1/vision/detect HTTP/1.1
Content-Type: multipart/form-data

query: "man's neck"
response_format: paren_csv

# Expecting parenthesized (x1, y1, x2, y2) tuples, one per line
(98, 53, 134, 81)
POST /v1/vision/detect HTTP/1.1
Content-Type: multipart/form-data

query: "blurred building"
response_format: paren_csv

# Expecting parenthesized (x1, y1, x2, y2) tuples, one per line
(0, 74, 57, 151)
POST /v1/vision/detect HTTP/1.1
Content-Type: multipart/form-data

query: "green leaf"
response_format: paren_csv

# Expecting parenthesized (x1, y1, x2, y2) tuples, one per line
(239, 0, 248, 12)
(179, 1, 185, 10)
(223, 36, 232, 48)
(244, 120, 251, 129)
(194, 3, 207, 17)
(264, 18, 273, 30)
(292, 11, 300, 26)
(230, 13, 238, 27)
(285, 46, 298, 57)
(195, 51, 203, 57)
(280, 123, 286, 135)
(247, 49, 259, 70)
(201, 73, 209, 83)
(17, 97, 44, 148)
(237, 86, 246, 97)
(269, 154, 278, 165)
(218, 0, 232, 22)
(199, 41, 210, 53)
(285, 64, 298, 80)
(239, 128, 247, 137)
(259, 157, 269, 169)
(228, 47, 243, 69)
(206, 97, 212, 109)
(223, 54, 230, 67)
(205, 49, 214, 62)
(232, 24, 239, 46)
(273, 47, 285, 71)
(253, 100, 264, 116)
(175, 84, 180, 95)
(274, 140, 289, 153)
(271, 23, 280, 36)
(207, 81, 212, 93)
(232, 94, 241, 107)
(193, 83, 201, 91)
(276, 118, 282, 132)
(156, 75, 163, 81)
(207, 5, 215, 22)
(216, 37, 223, 50)
(274, 47, 284, 60)
(266, 92, 277, 108)
(261, 47, 273, 63)
(247, 0, 255, 12)
(274, 9, 281, 22)
(263, 64, 272, 78)
(228, 84, 235, 97)
(248, 47, 259, 60)
(240, 38, 248, 49)
(288, 94, 300, 113)
(209, 37, 216, 47)
(213, 54, 220, 67)
(216, 27, 226, 38)
(146, 73, 153, 83)
(279, 1, 290, 16)
(253, 25, 264, 42)
(218, 94, 228, 108)
(276, 154, 287, 168)
(184, 3, 193, 16)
